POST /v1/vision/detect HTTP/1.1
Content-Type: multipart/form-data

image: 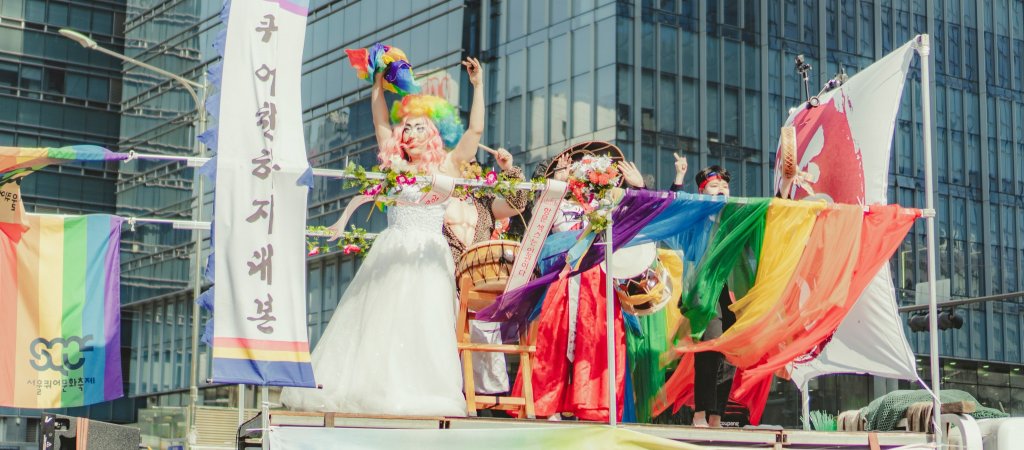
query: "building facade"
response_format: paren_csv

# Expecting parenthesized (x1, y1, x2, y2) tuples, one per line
(0, 0, 132, 447)
(3, 0, 1024, 444)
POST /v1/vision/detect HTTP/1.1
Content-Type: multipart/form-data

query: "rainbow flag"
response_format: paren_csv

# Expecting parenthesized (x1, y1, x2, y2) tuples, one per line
(0, 214, 123, 408)
(0, 145, 127, 184)
(1, 145, 128, 236)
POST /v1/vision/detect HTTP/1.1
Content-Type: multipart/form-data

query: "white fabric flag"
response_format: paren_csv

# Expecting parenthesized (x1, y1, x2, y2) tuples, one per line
(212, 0, 315, 387)
(772, 39, 921, 386)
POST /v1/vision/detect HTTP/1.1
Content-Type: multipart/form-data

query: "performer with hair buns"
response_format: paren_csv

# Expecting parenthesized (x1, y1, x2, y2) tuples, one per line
(510, 143, 644, 422)
(281, 51, 487, 416)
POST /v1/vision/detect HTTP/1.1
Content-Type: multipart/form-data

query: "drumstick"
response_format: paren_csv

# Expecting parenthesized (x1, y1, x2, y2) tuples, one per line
(478, 143, 499, 155)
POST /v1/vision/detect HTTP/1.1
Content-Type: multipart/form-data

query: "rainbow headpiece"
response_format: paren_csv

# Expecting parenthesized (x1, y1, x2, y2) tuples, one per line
(390, 94, 464, 149)
(345, 43, 420, 96)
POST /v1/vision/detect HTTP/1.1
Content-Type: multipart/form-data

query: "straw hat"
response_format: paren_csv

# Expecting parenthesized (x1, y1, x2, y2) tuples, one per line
(542, 140, 625, 181)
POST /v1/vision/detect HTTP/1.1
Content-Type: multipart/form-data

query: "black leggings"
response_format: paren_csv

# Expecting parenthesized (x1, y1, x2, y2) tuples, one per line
(693, 346, 735, 416)
(693, 286, 736, 416)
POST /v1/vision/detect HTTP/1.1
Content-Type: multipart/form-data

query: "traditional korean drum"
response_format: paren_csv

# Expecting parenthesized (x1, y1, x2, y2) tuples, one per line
(456, 240, 521, 308)
(609, 243, 674, 317)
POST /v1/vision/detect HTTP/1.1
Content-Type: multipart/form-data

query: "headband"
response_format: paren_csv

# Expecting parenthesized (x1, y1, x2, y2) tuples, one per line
(698, 172, 723, 193)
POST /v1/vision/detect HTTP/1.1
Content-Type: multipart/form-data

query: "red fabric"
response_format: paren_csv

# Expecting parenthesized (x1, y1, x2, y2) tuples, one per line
(511, 265, 626, 421)
(735, 205, 919, 393)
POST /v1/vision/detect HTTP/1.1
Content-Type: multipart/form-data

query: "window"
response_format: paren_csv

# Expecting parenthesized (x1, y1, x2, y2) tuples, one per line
(660, 25, 678, 74)
(549, 34, 568, 83)
(0, 62, 16, 88)
(550, 81, 568, 143)
(595, 66, 615, 130)
(505, 95, 522, 151)
(527, 88, 546, 149)
(658, 75, 676, 133)
(572, 73, 592, 136)
(66, 73, 88, 98)
(572, 25, 592, 76)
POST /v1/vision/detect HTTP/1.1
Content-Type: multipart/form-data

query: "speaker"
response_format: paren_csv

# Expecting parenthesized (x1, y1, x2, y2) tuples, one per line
(39, 414, 141, 450)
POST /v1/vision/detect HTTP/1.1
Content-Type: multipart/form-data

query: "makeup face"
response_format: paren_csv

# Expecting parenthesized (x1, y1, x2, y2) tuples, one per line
(401, 116, 432, 157)
(702, 178, 730, 197)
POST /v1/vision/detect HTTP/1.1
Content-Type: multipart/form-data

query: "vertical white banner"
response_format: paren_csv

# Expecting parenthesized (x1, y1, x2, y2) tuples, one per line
(212, 0, 315, 387)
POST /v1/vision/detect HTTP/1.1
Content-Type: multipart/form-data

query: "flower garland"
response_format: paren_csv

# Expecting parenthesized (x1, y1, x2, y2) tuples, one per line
(566, 155, 620, 233)
(341, 161, 420, 210)
(305, 224, 373, 257)
(342, 161, 544, 208)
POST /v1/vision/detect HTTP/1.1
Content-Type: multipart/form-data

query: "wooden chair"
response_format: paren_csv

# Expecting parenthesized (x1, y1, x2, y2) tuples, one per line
(456, 275, 536, 418)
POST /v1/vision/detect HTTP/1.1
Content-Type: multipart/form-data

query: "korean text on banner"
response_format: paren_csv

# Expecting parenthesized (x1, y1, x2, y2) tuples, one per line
(211, 0, 315, 387)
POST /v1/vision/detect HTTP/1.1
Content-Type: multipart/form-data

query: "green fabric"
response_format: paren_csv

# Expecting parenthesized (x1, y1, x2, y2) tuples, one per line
(681, 199, 769, 338)
(626, 309, 669, 423)
(861, 389, 1009, 431)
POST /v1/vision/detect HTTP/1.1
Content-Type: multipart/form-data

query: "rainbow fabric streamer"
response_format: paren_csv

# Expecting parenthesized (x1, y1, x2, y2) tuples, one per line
(0, 145, 128, 185)
(345, 43, 420, 96)
(0, 214, 123, 408)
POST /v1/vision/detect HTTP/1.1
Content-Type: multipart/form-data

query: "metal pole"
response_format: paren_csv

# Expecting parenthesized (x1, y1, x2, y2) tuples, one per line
(261, 386, 271, 450)
(801, 380, 811, 431)
(187, 75, 208, 449)
(916, 34, 942, 445)
(238, 384, 246, 425)
(604, 220, 616, 427)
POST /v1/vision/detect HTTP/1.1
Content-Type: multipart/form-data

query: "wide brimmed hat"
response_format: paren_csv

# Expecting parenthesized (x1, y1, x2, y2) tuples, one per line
(542, 140, 625, 179)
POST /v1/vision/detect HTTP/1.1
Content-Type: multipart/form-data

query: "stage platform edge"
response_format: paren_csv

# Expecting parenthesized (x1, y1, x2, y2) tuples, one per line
(234, 410, 933, 449)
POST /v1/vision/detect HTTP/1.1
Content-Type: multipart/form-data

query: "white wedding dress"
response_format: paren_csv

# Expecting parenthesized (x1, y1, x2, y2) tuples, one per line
(281, 188, 466, 416)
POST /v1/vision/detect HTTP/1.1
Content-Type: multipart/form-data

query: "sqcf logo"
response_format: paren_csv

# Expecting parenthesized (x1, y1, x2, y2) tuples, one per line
(29, 335, 95, 375)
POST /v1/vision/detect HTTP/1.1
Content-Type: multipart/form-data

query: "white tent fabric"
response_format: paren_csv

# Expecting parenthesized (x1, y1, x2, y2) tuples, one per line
(777, 38, 921, 386)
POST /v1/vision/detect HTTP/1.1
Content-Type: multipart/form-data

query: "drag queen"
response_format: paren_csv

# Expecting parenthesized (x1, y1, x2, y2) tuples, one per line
(281, 57, 486, 416)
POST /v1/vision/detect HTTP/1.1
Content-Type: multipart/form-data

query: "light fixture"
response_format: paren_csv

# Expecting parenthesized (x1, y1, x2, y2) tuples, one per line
(949, 361, 957, 366)
(58, 29, 98, 49)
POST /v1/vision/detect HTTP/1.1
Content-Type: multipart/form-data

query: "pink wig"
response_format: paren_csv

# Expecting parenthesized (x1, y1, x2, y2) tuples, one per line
(378, 116, 447, 172)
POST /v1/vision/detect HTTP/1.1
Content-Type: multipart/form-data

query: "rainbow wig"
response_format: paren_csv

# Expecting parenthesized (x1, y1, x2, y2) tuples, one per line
(378, 117, 446, 172)
(345, 43, 420, 96)
(389, 94, 464, 149)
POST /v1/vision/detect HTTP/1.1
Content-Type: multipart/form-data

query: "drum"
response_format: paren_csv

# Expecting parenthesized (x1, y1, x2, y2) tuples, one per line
(610, 243, 674, 317)
(456, 240, 521, 308)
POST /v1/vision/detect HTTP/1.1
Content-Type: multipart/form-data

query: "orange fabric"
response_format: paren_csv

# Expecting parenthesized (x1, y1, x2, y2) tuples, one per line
(510, 265, 626, 421)
(681, 205, 863, 369)
(735, 205, 919, 394)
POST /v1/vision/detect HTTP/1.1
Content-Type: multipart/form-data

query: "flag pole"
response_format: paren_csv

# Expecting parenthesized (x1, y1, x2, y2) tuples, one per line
(915, 34, 942, 445)
(605, 217, 617, 427)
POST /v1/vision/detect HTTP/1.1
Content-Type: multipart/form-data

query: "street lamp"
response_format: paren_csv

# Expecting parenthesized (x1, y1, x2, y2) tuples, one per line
(60, 27, 209, 447)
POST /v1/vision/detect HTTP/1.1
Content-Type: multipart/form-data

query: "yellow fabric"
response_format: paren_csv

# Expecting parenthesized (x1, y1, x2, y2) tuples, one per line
(658, 249, 684, 347)
(726, 199, 824, 333)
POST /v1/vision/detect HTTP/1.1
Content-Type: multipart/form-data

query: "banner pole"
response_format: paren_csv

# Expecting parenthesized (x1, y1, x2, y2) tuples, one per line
(238, 384, 246, 425)
(801, 380, 811, 430)
(261, 386, 270, 450)
(916, 34, 942, 445)
(605, 219, 616, 427)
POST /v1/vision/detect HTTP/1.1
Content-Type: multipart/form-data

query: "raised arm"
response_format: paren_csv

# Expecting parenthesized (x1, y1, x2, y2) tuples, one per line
(371, 71, 393, 148)
(450, 57, 485, 165)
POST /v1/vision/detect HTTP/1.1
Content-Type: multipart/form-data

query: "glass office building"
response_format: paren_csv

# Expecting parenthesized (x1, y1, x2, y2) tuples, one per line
(3, 0, 1023, 442)
(0, 0, 124, 214)
(0, 0, 131, 446)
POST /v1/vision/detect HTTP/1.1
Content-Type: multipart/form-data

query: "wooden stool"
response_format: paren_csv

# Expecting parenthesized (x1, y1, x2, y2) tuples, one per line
(456, 275, 536, 418)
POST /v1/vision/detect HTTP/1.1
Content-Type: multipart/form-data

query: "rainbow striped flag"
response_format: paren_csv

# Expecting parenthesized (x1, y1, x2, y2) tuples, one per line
(0, 214, 123, 408)
(0, 145, 127, 184)
(1, 145, 128, 236)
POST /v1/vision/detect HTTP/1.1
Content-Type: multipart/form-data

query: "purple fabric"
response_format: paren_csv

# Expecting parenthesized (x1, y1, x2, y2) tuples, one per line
(477, 189, 675, 338)
(103, 216, 124, 400)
